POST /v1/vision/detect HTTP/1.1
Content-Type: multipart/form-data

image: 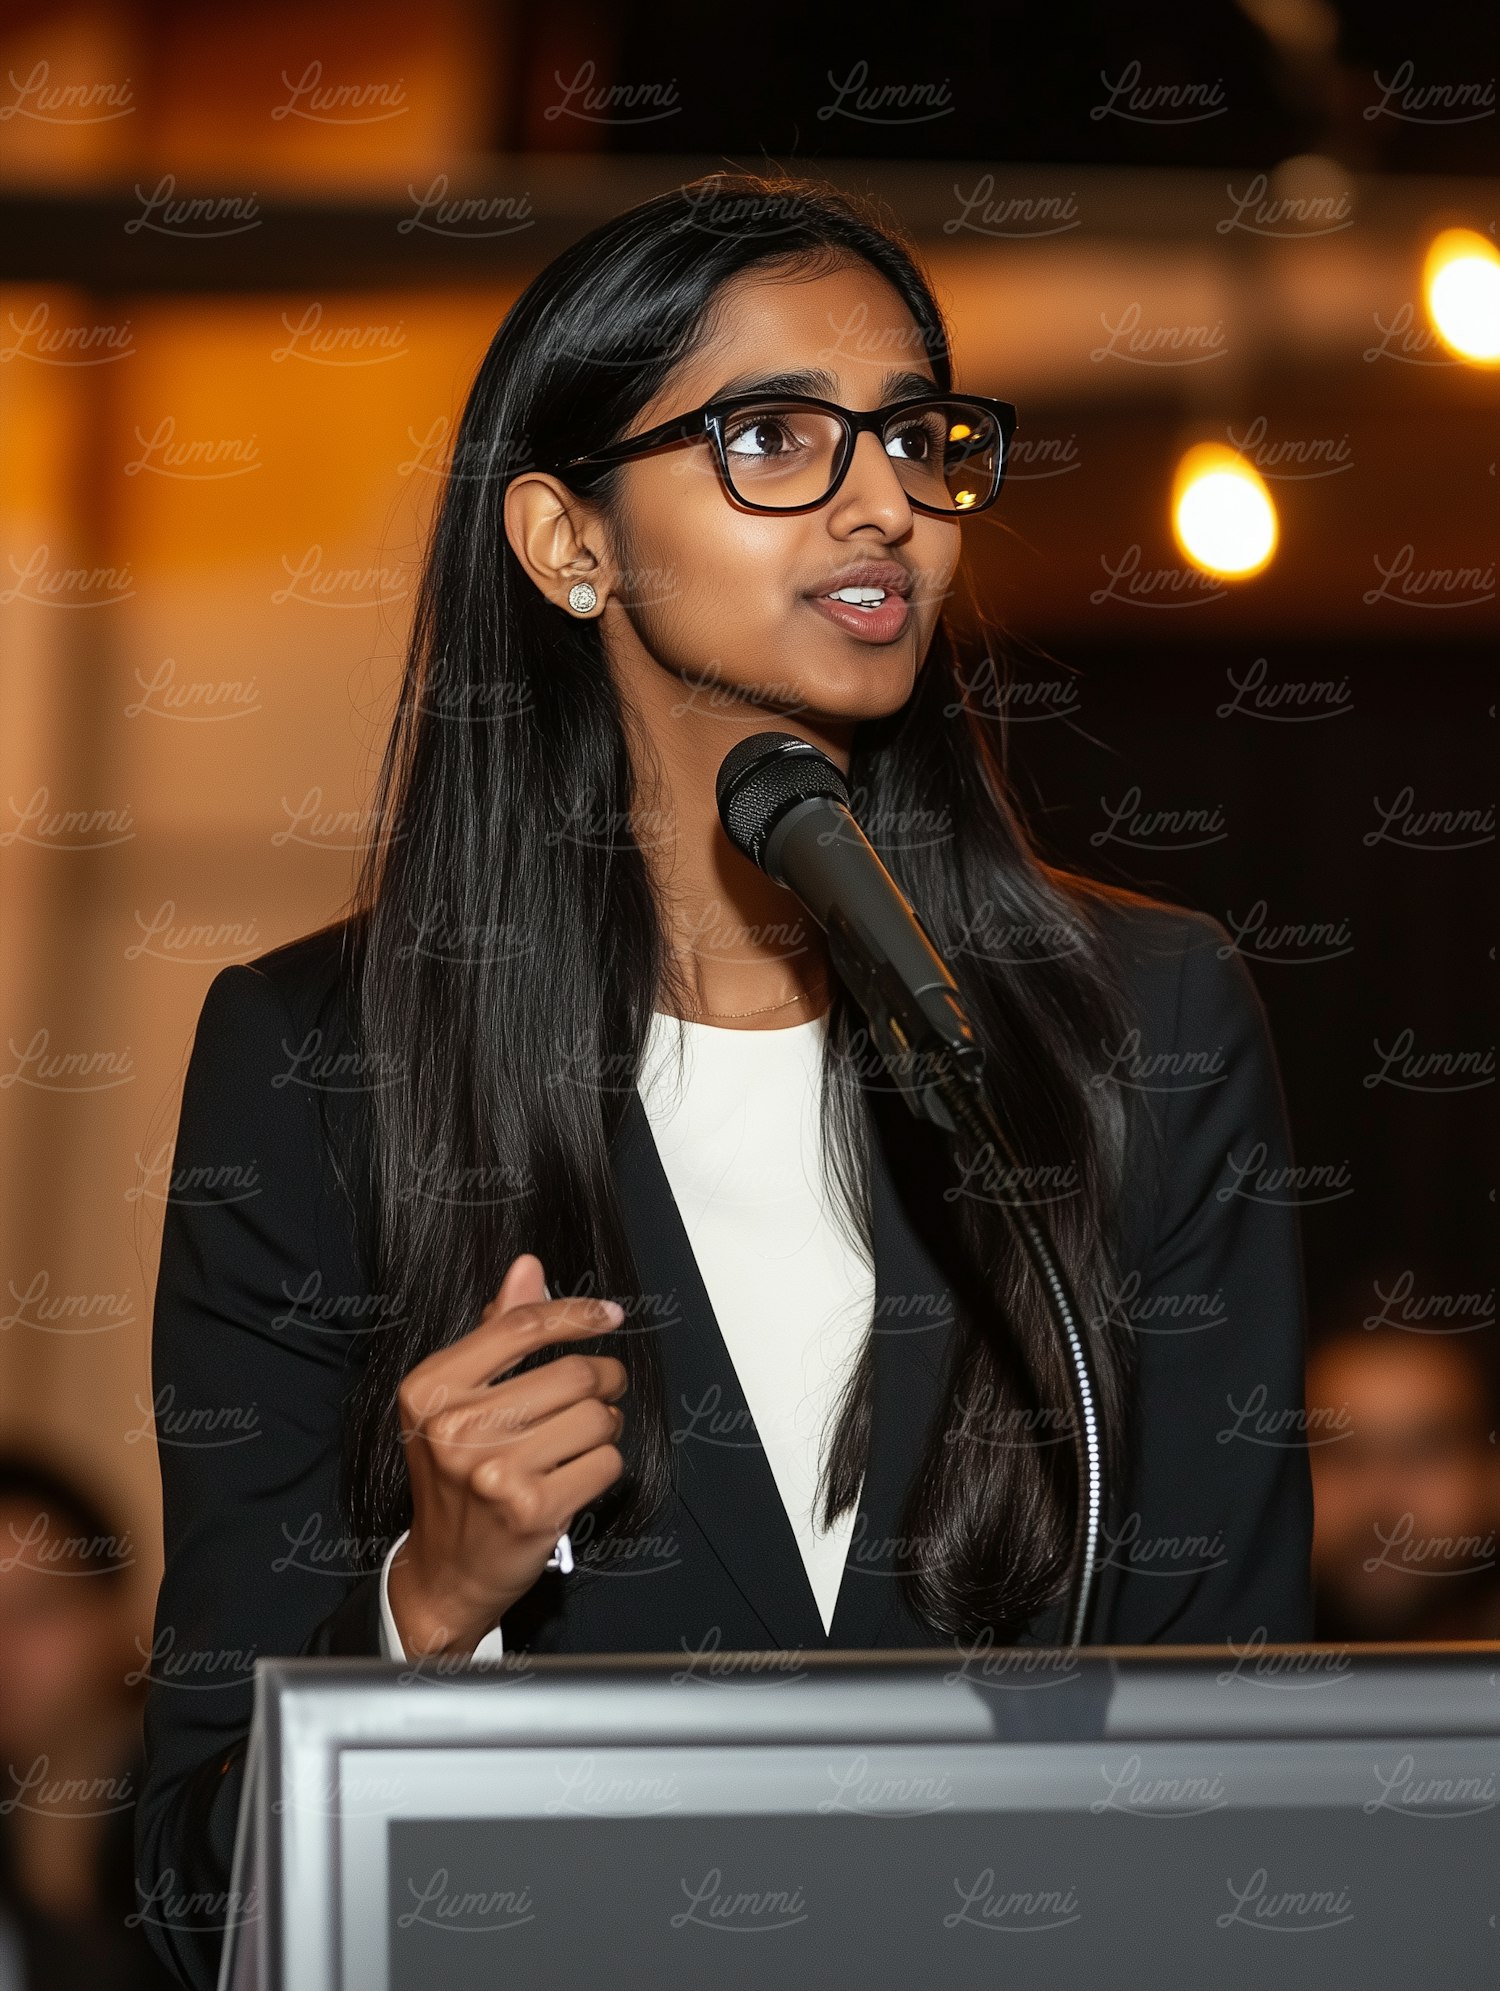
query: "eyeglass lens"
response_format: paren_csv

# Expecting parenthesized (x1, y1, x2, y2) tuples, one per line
(718, 399, 1001, 511)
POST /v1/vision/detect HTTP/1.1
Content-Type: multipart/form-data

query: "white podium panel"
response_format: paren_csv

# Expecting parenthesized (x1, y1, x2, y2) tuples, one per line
(220, 1645, 1500, 1991)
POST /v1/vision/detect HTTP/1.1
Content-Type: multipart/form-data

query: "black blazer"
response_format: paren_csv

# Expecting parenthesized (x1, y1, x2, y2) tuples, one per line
(135, 889, 1312, 1988)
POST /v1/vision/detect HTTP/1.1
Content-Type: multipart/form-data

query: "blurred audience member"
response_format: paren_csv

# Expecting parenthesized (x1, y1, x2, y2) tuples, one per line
(0, 1455, 173, 1989)
(1309, 1324, 1500, 1641)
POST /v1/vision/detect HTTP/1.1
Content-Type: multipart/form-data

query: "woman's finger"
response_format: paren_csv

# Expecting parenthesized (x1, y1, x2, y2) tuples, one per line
(495, 1250, 547, 1310)
(402, 1293, 622, 1409)
(502, 1443, 627, 1550)
(470, 1399, 626, 1505)
(413, 1354, 628, 1453)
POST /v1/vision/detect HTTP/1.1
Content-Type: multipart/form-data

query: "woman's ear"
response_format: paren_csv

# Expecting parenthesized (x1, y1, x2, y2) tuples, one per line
(502, 472, 611, 617)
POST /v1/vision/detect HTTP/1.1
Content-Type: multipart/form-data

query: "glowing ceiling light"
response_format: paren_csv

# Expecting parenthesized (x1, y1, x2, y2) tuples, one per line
(1172, 443, 1279, 579)
(1424, 227, 1500, 365)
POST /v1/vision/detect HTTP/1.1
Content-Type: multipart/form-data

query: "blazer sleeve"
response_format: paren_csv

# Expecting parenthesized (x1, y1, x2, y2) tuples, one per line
(1100, 911, 1315, 1647)
(135, 963, 384, 1991)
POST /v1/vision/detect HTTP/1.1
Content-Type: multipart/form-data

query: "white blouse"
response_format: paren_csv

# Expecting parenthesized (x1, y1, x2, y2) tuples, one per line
(379, 1004, 873, 1658)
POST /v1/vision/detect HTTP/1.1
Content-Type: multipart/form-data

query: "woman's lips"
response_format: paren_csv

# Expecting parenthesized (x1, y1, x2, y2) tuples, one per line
(805, 592, 911, 643)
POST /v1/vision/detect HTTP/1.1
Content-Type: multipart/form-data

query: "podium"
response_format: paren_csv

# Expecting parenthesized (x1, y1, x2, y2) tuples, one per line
(220, 1644, 1500, 1991)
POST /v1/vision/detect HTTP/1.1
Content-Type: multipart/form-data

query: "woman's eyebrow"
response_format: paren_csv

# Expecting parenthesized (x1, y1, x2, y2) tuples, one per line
(878, 368, 942, 400)
(710, 365, 837, 399)
(709, 365, 940, 401)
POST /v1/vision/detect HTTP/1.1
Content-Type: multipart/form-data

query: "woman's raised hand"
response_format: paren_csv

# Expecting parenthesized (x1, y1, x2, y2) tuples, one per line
(386, 1251, 627, 1657)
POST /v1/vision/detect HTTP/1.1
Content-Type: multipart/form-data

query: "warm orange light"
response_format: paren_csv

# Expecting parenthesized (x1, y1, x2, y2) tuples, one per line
(1171, 443, 1278, 579)
(1423, 227, 1500, 365)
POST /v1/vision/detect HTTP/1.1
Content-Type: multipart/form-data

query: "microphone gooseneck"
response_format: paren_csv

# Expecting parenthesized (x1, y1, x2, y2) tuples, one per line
(716, 729, 1104, 1648)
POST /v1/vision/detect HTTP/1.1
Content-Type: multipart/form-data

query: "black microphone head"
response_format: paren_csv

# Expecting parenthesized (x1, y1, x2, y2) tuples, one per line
(716, 731, 850, 871)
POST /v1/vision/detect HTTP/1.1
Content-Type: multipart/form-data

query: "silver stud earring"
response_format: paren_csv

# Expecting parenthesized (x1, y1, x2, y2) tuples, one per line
(566, 581, 598, 614)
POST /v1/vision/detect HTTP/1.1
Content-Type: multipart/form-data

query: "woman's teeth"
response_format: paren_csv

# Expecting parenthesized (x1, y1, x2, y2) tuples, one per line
(826, 586, 888, 607)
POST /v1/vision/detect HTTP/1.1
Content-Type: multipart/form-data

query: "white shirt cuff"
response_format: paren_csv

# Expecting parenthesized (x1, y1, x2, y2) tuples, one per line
(377, 1528, 573, 1660)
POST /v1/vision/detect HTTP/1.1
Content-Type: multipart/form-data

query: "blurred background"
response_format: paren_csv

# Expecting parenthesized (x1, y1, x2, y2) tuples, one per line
(0, 0, 1495, 1976)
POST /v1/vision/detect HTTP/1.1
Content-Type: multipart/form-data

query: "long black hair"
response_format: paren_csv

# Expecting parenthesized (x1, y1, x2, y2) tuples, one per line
(339, 170, 1149, 1640)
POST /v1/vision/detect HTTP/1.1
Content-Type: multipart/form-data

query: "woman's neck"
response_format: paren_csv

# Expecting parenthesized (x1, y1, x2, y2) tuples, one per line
(616, 671, 846, 1026)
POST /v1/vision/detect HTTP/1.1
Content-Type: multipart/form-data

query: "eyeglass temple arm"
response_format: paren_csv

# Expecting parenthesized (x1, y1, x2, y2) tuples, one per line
(559, 411, 709, 472)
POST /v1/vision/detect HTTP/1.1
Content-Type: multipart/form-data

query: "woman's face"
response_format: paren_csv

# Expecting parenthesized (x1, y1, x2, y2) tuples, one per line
(540, 256, 965, 738)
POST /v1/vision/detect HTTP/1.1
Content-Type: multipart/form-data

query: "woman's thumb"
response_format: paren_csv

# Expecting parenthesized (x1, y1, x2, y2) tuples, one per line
(494, 1251, 548, 1311)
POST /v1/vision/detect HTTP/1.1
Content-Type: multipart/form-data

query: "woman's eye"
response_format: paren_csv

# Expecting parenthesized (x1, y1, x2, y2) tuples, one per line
(724, 417, 796, 457)
(887, 420, 939, 462)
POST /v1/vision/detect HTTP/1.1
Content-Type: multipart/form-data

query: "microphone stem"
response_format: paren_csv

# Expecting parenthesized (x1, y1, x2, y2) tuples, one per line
(926, 1060, 1104, 1650)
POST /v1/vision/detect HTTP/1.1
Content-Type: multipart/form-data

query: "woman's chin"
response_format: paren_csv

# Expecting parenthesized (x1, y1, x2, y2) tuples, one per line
(788, 659, 919, 724)
(677, 648, 919, 727)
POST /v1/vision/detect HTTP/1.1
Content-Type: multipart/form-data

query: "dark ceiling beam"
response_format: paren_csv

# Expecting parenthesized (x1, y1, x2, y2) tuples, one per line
(3, 158, 1491, 292)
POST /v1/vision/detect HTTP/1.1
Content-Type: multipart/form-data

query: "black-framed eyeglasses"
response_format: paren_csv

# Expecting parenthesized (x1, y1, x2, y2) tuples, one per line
(553, 392, 1018, 517)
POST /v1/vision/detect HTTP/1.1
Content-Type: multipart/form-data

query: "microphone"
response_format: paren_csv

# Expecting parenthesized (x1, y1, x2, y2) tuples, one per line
(714, 729, 982, 1132)
(716, 728, 1105, 1648)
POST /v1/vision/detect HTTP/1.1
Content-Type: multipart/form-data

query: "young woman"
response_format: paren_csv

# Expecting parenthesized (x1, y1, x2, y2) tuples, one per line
(136, 172, 1312, 1988)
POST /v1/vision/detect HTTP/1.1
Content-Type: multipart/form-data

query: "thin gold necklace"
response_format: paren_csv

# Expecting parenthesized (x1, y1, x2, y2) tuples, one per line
(675, 976, 831, 1022)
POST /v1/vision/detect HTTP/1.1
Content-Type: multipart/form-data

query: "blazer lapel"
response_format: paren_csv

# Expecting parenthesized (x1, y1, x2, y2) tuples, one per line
(827, 1096, 959, 1649)
(610, 1088, 828, 1651)
(608, 1081, 959, 1654)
